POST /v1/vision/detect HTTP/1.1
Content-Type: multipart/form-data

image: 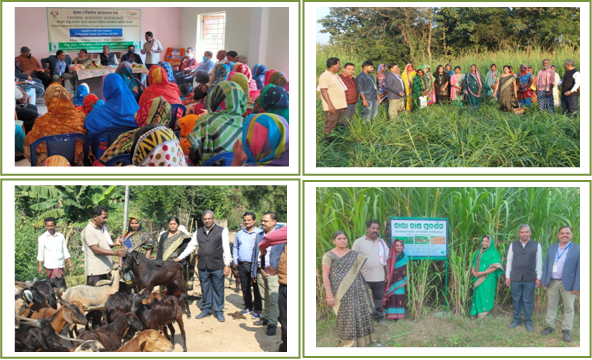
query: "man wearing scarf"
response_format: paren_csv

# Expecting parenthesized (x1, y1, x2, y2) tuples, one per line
(536, 59, 556, 113)
(352, 219, 389, 324)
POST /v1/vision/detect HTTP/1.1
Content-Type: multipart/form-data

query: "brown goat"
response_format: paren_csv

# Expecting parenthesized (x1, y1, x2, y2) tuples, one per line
(77, 312, 143, 351)
(116, 330, 174, 352)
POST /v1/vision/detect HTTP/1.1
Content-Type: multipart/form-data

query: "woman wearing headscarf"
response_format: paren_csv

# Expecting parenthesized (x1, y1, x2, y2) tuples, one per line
(116, 61, 145, 102)
(157, 217, 194, 289)
(322, 231, 376, 347)
(131, 124, 187, 166)
(494, 65, 518, 112)
(252, 64, 268, 90)
(470, 235, 504, 319)
(85, 73, 139, 140)
(253, 84, 289, 122)
(157, 61, 176, 83)
(528, 66, 538, 103)
(264, 69, 289, 92)
(419, 65, 434, 105)
(138, 65, 182, 109)
(72, 83, 90, 106)
(77, 93, 104, 115)
(517, 65, 534, 107)
(483, 64, 499, 99)
(187, 81, 247, 165)
(231, 113, 289, 167)
(383, 239, 409, 320)
(24, 83, 87, 166)
(376, 64, 388, 104)
(228, 72, 254, 113)
(433, 65, 450, 104)
(186, 70, 210, 115)
(462, 64, 482, 109)
(209, 63, 231, 93)
(450, 66, 464, 104)
(401, 64, 415, 111)
(411, 69, 429, 111)
(120, 216, 155, 291)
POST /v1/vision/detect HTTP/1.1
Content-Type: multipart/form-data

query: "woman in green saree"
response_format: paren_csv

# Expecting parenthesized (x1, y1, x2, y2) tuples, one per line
(382, 239, 409, 320)
(156, 216, 194, 290)
(322, 231, 376, 347)
(462, 64, 483, 109)
(120, 216, 155, 292)
(411, 69, 429, 111)
(483, 64, 499, 99)
(470, 235, 504, 319)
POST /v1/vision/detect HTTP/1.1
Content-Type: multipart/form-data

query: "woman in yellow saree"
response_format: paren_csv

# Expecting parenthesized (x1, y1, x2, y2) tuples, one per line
(401, 64, 416, 110)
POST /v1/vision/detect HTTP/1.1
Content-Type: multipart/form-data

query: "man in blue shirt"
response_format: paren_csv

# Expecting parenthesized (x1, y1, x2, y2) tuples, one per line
(185, 51, 215, 81)
(233, 212, 263, 316)
(356, 61, 380, 121)
(43, 50, 73, 87)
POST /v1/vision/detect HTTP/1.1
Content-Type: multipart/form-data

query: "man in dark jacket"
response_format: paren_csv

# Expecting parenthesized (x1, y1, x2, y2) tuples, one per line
(42, 50, 73, 85)
(16, 59, 44, 102)
(120, 45, 144, 65)
(540, 226, 580, 342)
(558, 59, 580, 117)
(99, 45, 119, 66)
(505, 224, 542, 332)
(385, 63, 406, 119)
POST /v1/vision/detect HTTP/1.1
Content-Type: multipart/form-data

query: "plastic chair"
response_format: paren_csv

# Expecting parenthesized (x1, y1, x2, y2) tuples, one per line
(30, 133, 89, 166)
(105, 153, 133, 166)
(169, 104, 187, 131)
(203, 152, 234, 166)
(91, 127, 136, 160)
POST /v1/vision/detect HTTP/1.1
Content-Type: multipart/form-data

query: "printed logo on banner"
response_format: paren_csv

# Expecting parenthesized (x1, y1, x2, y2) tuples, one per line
(50, 10, 59, 17)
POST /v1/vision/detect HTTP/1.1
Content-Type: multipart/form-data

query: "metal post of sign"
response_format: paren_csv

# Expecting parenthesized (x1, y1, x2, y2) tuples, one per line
(444, 259, 449, 310)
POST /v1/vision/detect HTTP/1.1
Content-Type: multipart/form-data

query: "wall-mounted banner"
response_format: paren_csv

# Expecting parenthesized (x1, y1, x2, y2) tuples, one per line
(390, 217, 448, 259)
(46, 8, 141, 52)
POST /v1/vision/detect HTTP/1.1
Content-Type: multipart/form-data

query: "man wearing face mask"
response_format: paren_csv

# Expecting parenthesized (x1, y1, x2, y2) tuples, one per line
(121, 45, 143, 65)
(192, 51, 215, 74)
(141, 31, 164, 70)
(174, 47, 199, 84)
(16, 46, 52, 88)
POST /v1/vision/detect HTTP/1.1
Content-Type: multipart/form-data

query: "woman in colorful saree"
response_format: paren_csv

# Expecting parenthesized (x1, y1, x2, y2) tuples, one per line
(450, 66, 464, 103)
(462, 64, 482, 109)
(24, 83, 87, 166)
(264, 69, 289, 93)
(376, 64, 388, 104)
(383, 239, 409, 320)
(420, 65, 435, 105)
(209, 63, 231, 93)
(187, 81, 247, 165)
(231, 113, 289, 167)
(494, 65, 518, 112)
(433, 65, 450, 104)
(157, 61, 176, 83)
(517, 64, 534, 107)
(120, 216, 155, 291)
(228, 72, 254, 112)
(131, 125, 187, 166)
(252, 64, 268, 90)
(470, 235, 504, 319)
(253, 84, 289, 122)
(157, 216, 194, 290)
(483, 64, 499, 99)
(411, 69, 429, 111)
(138, 65, 182, 109)
(116, 61, 145, 102)
(401, 64, 416, 110)
(77, 93, 104, 115)
(322, 231, 376, 347)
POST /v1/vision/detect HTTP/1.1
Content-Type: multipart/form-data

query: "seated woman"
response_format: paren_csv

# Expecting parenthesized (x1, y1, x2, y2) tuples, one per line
(72, 49, 94, 67)
(139, 65, 182, 109)
(157, 61, 176, 84)
(264, 69, 289, 93)
(383, 239, 409, 320)
(232, 63, 259, 98)
(94, 96, 173, 166)
(185, 70, 209, 115)
(85, 73, 139, 141)
(131, 124, 187, 166)
(23, 83, 87, 166)
(116, 61, 145, 102)
(187, 81, 247, 165)
(253, 84, 289, 122)
(208, 63, 231, 93)
(494, 65, 518, 112)
(322, 231, 376, 347)
(228, 72, 254, 114)
(77, 93, 104, 115)
(232, 113, 288, 167)
(72, 83, 90, 106)
(252, 64, 268, 90)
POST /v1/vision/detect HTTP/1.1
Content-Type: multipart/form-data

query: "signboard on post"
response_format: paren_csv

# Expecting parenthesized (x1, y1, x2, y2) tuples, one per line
(390, 217, 448, 259)
(46, 8, 142, 52)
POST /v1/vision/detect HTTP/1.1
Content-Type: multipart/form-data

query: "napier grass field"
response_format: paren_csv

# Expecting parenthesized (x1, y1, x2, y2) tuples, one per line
(316, 187, 581, 346)
(315, 44, 580, 167)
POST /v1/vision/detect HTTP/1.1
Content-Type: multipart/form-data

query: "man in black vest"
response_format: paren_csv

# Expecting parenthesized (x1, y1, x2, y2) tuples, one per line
(505, 224, 542, 332)
(189, 210, 231, 322)
(558, 59, 580, 117)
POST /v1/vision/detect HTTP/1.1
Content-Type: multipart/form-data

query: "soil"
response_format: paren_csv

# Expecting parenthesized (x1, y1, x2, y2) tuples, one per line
(168, 276, 282, 353)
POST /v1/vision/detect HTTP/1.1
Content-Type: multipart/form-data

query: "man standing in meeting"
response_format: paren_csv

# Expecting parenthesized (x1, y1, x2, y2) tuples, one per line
(141, 31, 164, 70)
(318, 57, 347, 139)
(506, 224, 542, 332)
(541, 226, 580, 342)
(351, 219, 390, 324)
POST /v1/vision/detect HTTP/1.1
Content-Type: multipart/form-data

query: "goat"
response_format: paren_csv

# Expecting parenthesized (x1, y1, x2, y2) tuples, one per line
(32, 276, 67, 309)
(143, 290, 162, 304)
(15, 281, 32, 295)
(28, 301, 87, 334)
(77, 312, 143, 351)
(122, 252, 191, 318)
(116, 329, 174, 352)
(74, 340, 107, 352)
(15, 289, 36, 315)
(129, 293, 187, 352)
(103, 292, 132, 325)
(230, 266, 241, 293)
(15, 315, 64, 352)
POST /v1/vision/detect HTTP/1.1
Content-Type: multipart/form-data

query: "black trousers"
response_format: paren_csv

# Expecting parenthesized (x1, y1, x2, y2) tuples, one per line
(367, 281, 385, 320)
(86, 273, 109, 286)
(278, 284, 287, 352)
(16, 104, 39, 133)
(237, 263, 262, 311)
(561, 94, 579, 117)
(31, 71, 52, 88)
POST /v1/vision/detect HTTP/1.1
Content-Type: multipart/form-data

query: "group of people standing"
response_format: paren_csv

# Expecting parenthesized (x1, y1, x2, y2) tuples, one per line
(321, 221, 580, 347)
(319, 57, 580, 139)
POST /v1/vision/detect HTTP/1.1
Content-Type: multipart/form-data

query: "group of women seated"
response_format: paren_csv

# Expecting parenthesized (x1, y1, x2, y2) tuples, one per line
(22, 60, 290, 167)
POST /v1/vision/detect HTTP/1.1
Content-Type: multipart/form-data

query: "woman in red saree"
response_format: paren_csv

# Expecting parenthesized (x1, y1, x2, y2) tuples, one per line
(138, 65, 182, 109)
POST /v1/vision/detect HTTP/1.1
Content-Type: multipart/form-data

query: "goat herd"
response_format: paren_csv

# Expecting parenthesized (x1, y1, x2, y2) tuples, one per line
(15, 251, 193, 352)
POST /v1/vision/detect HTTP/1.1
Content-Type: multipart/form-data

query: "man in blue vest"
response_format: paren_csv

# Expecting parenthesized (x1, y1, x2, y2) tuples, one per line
(505, 224, 542, 332)
(541, 226, 580, 342)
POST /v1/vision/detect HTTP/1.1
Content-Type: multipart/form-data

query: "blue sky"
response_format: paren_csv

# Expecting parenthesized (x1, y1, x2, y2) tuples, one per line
(316, 7, 331, 44)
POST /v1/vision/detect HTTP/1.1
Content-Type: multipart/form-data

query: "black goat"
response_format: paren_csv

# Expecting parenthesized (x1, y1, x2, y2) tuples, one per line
(32, 279, 62, 309)
(15, 316, 64, 352)
(77, 312, 143, 351)
(122, 252, 191, 318)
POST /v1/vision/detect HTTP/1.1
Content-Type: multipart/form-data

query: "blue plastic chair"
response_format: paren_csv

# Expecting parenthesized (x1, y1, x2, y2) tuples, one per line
(105, 153, 133, 166)
(203, 152, 234, 166)
(91, 127, 136, 160)
(169, 104, 187, 131)
(30, 133, 89, 166)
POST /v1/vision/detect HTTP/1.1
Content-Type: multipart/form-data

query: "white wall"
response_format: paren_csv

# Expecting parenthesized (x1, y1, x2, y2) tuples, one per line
(264, 7, 290, 78)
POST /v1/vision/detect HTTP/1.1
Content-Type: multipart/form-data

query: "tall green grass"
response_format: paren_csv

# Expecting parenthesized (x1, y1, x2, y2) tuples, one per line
(315, 43, 580, 167)
(316, 187, 580, 320)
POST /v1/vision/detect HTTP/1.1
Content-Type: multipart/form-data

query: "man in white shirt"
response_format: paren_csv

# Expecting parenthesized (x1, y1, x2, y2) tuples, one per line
(37, 217, 73, 279)
(141, 31, 164, 71)
(174, 210, 231, 322)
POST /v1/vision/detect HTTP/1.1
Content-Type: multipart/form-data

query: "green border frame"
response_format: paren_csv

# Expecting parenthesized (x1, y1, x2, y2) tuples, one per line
(303, 180, 591, 357)
(302, 2, 590, 176)
(1, 178, 301, 359)
(3, 1, 301, 177)
(389, 216, 449, 260)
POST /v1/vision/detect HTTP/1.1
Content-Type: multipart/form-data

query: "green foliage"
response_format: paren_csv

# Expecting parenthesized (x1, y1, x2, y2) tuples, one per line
(15, 212, 41, 282)
(316, 187, 580, 319)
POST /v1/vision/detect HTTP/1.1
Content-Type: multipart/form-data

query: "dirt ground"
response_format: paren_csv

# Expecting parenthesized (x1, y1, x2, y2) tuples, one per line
(168, 276, 282, 352)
